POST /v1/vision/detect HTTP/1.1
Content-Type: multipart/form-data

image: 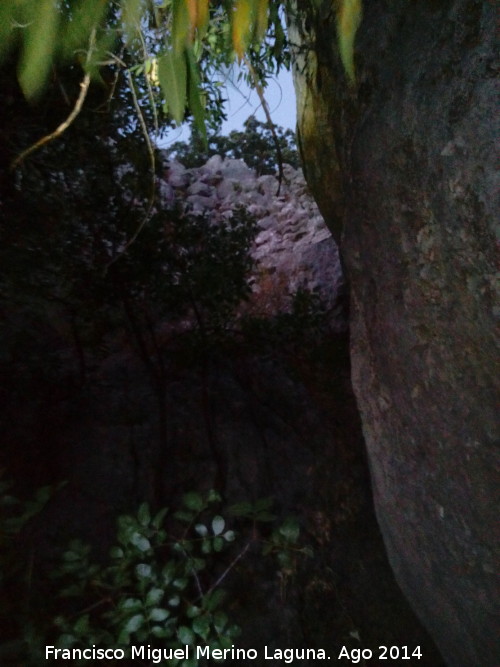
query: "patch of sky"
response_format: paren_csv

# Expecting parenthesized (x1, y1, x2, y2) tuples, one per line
(157, 66, 296, 148)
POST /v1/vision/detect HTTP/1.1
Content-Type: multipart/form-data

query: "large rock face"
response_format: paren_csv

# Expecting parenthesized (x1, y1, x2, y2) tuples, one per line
(290, 1, 499, 665)
(158, 155, 345, 322)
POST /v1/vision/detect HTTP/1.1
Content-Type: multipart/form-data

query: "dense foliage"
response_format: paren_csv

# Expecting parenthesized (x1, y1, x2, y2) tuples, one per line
(166, 115, 299, 174)
(0, 0, 361, 163)
(0, 478, 308, 665)
(0, 0, 291, 146)
(0, 3, 333, 662)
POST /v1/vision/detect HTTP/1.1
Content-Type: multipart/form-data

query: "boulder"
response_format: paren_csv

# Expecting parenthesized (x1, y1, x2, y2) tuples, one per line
(290, 1, 499, 664)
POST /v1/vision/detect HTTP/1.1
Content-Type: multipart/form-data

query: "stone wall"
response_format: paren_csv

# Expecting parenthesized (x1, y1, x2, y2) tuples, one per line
(159, 155, 345, 324)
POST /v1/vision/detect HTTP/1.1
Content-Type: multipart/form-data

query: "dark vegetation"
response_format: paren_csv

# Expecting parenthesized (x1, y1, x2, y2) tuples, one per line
(0, 58, 330, 664)
(165, 116, 300, 175)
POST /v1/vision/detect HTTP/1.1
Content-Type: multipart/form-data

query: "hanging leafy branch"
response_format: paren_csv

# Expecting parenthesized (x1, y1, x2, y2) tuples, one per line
(0, 0, 363, 131)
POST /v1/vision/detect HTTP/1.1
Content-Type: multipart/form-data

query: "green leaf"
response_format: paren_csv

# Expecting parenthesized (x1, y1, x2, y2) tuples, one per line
(228, 501, 252, 517)
(117, 629, 130, 646)
(109, 566, 129, 587)
(213, 536, 225, 552)
(174, 510, 195, 523)
(149, 608, 170, 622)
(110, 546, 124, 559)
(61, 0, 107, 59)
(195, 523, 208, 537)
(136, 563, 153, 579)
(203, 588, 225, 612)
(158, 50, 187, 125)
(152, 507, 169, 529)
(0, 6, 15, 62)
(207, 489, 222, 503)
(277, 550, 293, 568)
(124, 614, 145, 633)
(223, 530, 235, 542)
(73, 614, 90, 635)
(122, 0, 143, 41)
(173, 576, 188, 590)
(156, 529, 167, 544)
(151, 625, 170, 638)
(190, 557, 206, 571)
(211, 515, 225, 536)
(59, 583, 84, 597)
(278, 517, 300, 543)
(174, 539, 193, 554)
(35, 485, 53, 505)
(192, 614, 210, 639)
(182, 491, 204, 512)
(56, 634, 76, 649)
(130, 532, 151, 552)
(146, 588, 164, 606)
(213, 610, 228, 632)
(121, 598, 142, 612)
(186, 604, 201, 618)
(186, 47, 207, 145)
(227, 623, 241, 638)
(177, 625, 195, 645)
(18, 0, 60, 99)
(162, 562, 176, 584)
(172, 0, 191, 53)
(219, 632, 235, 649)
(137, 502, 151, 527)
(180, 659, 198, 667)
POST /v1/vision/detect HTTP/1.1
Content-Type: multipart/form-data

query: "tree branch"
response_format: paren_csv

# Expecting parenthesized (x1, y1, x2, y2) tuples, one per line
(10, 29, 96, 171)
(202, 540, 252, 599)
(10, 74, 91, 172)
(104, 61, 157, 271)
(242, 55, 285, 195)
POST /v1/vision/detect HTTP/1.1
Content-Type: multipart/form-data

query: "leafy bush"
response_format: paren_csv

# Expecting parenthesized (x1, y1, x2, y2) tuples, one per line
(51, 492, 240, 663)
(0, 483, 310, 666)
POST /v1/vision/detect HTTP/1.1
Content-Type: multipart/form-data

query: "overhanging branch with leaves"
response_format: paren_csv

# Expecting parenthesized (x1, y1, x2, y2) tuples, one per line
(1, 0, 362, 153)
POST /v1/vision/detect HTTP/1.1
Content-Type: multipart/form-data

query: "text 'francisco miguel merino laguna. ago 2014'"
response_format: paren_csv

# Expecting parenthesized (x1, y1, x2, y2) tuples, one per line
(45, 644, 330, 663)
(45, 644, 424, 663)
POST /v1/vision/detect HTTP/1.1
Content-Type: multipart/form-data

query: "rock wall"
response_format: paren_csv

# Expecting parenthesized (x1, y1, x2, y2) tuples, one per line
(158, 155, 345, 322)
(290, 1, 499, 665)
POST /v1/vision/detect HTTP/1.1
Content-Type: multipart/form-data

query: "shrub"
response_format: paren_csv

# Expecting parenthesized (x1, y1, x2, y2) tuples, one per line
(0, 483, 310, 666)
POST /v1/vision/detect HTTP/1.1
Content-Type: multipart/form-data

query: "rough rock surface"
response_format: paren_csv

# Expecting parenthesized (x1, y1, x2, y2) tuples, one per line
(291, 1, 499, 665)
(159, 155, 345, 322)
